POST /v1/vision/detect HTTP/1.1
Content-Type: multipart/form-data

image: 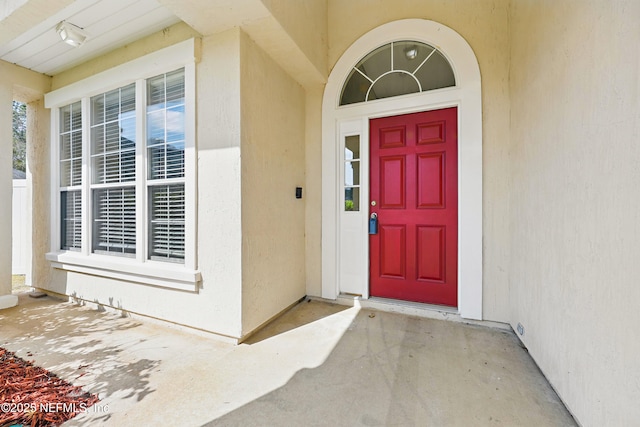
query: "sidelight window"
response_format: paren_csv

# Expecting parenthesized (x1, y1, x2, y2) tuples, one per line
(344, 135, 361, 211)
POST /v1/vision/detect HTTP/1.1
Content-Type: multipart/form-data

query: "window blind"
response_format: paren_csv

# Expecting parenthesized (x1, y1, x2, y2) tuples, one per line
(92, 187, 136, 256)
(60, 101, 82, 250)
(61, 190, 82, 250)
(149, 184, 185, 261)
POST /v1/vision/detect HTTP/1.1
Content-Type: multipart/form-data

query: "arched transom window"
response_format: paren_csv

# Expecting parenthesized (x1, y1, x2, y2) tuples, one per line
(340, 40, 456, 106)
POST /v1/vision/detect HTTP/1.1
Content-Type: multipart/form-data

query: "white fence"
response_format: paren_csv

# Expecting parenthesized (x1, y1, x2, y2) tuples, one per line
(12, 179, 28, 275)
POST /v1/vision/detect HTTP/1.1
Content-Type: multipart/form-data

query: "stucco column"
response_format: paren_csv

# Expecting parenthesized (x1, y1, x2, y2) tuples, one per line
(304, 84, 324, 296)
(26, 98, 51, 289)
(0, 84, 18, 308)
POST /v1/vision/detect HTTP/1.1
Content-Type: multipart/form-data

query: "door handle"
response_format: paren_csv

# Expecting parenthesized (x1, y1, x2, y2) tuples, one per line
(369, 212, 378, 235)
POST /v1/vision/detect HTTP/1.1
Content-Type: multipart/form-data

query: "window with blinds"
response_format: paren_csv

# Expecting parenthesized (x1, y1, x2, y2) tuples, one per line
(147, 69, 186, 263)
(56, 67, 188, 265)
(90, 84, 137, 256)
(60, 101, 82, 250)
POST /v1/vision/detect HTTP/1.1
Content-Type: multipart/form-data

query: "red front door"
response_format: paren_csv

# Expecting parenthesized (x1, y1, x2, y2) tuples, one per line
(369, 108, 458, 306)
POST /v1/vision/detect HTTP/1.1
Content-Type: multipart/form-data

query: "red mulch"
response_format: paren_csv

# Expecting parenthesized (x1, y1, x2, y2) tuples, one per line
(0, 348, 99, 427)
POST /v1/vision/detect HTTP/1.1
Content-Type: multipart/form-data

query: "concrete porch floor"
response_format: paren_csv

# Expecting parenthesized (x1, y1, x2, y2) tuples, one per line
(0, 293, 576, 426)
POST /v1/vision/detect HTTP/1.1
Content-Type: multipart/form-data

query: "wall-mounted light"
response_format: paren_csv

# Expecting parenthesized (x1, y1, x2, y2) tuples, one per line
(56, 21, 88, 47)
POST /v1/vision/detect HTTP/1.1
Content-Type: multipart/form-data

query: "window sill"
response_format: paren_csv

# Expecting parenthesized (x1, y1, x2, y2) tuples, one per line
(46, 252, 201, 292)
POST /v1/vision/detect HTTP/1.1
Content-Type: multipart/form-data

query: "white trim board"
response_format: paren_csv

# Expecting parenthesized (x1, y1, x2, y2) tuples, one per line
(321, 19, 483, 320)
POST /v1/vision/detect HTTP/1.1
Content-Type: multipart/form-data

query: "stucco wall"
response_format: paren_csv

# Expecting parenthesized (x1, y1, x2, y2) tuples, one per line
(196, 29, 244, 338)
(43, 29, 246, 339)
(240, 31, 306, 335)
(40, 25, 306, 340)
(509, 1, 640, 425)
(316, 0, 512, 322)
(260, 0, 327, 79)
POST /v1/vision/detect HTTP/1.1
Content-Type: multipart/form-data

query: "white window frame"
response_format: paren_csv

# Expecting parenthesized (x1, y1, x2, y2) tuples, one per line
(44, 39, 199, 291)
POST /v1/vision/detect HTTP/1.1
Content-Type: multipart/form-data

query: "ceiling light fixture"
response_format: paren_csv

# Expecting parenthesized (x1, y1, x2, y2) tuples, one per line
(404, 45, 418, 60)
(56, 21, 88, 47)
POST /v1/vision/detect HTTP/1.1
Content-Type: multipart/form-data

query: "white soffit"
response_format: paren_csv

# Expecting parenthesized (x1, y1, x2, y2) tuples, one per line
(0, 0, 29, 21)
(0, 0, 181, 76)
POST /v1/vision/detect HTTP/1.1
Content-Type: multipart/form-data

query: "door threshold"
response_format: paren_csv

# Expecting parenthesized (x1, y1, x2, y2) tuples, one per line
(336, 294, 459, 321)
(323, 294, 510, 330)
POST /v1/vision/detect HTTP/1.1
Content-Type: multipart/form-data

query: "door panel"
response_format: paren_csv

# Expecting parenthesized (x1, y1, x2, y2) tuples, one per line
(417, 152, 445, 208)
(380, 156, 406, 208)
(379, 126, 406, 148)
(417, 121, 446, 145)
(379, 225, 406, 279)
(416, 226, 445, 282)
(369, 108, 458, 306)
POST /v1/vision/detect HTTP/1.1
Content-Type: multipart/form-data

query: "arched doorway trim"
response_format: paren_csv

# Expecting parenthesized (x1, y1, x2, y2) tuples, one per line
(321, 19, 483, 320)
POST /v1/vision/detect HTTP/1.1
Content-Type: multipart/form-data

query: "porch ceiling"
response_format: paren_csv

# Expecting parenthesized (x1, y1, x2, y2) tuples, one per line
(0, 0, 181, 76)
(0, 0, 325, 86)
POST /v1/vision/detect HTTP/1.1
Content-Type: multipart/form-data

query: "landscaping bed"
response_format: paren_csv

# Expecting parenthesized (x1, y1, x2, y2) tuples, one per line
(0, 348, 99, 427)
